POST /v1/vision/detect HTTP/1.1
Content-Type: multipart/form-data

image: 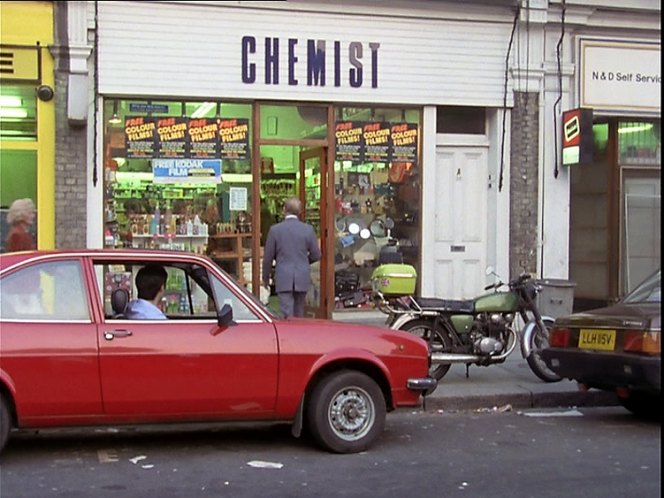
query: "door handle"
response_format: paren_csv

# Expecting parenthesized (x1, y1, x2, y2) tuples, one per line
(104, 329, 133, 341)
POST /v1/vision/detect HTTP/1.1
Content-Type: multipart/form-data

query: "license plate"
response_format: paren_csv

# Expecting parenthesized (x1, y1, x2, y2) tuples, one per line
(578, 329, 616, 351)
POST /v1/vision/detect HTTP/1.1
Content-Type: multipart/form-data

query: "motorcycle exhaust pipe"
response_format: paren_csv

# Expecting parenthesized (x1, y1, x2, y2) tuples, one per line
(430, 347, 515, 365)
(430, 353, 486, 364)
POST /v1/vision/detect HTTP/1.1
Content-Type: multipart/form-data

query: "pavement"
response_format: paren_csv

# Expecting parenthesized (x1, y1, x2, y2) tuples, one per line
(332, 310, 620, 412)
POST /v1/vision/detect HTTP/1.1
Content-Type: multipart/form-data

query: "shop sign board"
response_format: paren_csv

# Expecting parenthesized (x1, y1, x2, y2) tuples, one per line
(129, 103, 169, 114)
(579, 38, 661, 115)
(152, 159, 221, 184)
(241, 36, 380, 89)
(0, 45, 40, 82)
(561, 108, 593, 166)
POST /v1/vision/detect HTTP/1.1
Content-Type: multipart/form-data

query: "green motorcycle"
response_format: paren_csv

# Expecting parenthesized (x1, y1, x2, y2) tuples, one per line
(373, 266, 562, 383)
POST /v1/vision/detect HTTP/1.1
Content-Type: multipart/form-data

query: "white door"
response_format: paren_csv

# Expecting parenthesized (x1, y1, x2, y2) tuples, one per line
(431, 138, 489, 299)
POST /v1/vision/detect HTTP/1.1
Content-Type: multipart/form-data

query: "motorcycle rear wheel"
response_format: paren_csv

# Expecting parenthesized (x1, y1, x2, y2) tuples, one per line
(526, 318, 562, 383)
(399, 319, 452, 381)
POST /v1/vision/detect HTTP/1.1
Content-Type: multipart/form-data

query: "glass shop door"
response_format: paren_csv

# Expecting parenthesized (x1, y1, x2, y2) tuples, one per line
(299, 147, 328, 318)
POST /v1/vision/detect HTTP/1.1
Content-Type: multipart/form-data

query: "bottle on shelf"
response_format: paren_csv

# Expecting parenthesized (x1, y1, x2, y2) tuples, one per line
(164, 202, 173, 236)
(193, 214, 201, 235)
(149, 214, 157, 235)
(149, 203, 161, 235)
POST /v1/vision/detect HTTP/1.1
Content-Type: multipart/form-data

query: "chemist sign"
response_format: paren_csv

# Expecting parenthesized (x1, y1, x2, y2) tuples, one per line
(579, 39, 661, 114)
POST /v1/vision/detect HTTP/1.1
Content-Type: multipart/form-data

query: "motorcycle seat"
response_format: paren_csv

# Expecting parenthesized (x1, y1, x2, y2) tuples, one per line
(414, 297, 475, 313)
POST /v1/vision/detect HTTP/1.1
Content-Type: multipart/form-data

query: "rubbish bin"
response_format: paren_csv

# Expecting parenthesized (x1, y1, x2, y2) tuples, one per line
(535, 279, 576, 319)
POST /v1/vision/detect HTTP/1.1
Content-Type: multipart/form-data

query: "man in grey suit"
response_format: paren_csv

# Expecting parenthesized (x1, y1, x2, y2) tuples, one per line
(262, 197, 321, 318)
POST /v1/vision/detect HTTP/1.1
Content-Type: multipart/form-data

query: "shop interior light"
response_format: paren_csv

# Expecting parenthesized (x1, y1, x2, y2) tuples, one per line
(618, 123, 654, 134)
(0, 96, 23, 107)
(191, 102, 216, 118)
(108, 100, 121, 124)
(0, 108, 28, 118)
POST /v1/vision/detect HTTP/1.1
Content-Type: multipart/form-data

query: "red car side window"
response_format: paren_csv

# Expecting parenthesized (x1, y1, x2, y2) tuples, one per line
(1, 260, 89, 321)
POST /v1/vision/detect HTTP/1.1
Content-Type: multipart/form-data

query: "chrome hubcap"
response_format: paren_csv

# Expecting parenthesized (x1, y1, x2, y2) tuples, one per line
(328, 386, 375, 441)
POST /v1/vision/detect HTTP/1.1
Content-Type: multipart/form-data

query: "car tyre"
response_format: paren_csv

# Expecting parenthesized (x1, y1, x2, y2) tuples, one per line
(0, 394, 11, 453)
(306, 370, 386, 454)
(618, 391, 660, 419)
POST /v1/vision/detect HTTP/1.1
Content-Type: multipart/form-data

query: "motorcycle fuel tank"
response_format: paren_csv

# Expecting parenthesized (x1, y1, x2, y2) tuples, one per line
(474, 291, 519, 313)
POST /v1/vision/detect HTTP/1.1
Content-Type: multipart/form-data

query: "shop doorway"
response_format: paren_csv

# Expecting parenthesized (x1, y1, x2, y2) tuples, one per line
(257, 142, 330, 319)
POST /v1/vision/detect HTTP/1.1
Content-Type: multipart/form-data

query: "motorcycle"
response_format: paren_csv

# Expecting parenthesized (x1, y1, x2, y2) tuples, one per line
(372, 266, 562, 383)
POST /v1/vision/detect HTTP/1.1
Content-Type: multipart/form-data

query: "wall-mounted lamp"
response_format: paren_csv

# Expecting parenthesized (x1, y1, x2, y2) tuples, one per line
(36, 85, 54, 102)
(108, 100, 121, 124)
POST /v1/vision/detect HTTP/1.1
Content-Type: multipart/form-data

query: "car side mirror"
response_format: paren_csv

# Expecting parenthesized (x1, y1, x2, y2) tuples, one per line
(216, 303, 236, 329)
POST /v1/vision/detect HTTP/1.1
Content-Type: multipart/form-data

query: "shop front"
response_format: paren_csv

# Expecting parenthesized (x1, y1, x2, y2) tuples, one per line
(569, 38, 660, 309)
(0, 1, 55, 253)
(94, 1, 514, 318)
(102, 99, 421, 317)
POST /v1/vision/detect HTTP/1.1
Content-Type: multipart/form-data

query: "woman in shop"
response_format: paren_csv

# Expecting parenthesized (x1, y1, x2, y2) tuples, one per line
(5, 198, 36, 252)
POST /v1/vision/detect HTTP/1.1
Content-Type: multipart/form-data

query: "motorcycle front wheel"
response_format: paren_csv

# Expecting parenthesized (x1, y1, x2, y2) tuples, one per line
(526, 318, 562, 383)
(399, 319, 453, 381)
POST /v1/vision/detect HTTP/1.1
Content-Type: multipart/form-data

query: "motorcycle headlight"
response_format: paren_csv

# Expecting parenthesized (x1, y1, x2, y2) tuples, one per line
(526, 282, 538, 301)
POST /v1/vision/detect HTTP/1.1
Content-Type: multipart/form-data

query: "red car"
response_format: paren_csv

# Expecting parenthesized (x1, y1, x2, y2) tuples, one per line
(0, 250, 434, 454)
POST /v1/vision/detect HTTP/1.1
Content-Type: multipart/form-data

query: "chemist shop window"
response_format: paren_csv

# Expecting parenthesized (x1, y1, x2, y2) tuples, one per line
(333, 106, 421, 310)
(102, 98, 254, 286)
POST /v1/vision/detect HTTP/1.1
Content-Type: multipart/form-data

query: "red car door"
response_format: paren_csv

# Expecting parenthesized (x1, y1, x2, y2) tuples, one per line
(0, 258, 103, 423)
(98, 320, 278, 418)
(94, 261, 279, 419)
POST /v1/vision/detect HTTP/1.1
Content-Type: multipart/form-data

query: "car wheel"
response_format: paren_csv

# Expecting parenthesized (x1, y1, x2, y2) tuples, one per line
(0, 394, 11, 453)
(618, 391, 660, 419)
(306, 370, 386, 454)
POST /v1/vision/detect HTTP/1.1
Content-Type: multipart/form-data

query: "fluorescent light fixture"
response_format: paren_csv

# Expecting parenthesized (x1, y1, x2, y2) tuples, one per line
(191, 102, 216, 118)
(0, 108, 28, 118)
(0, 96, 23, 107)
(220, 173, 252, 183)
(618, 123, 654, 134)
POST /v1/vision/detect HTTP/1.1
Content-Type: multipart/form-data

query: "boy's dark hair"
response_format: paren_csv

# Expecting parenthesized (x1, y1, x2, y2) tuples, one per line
(135, 264, 168, 300)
